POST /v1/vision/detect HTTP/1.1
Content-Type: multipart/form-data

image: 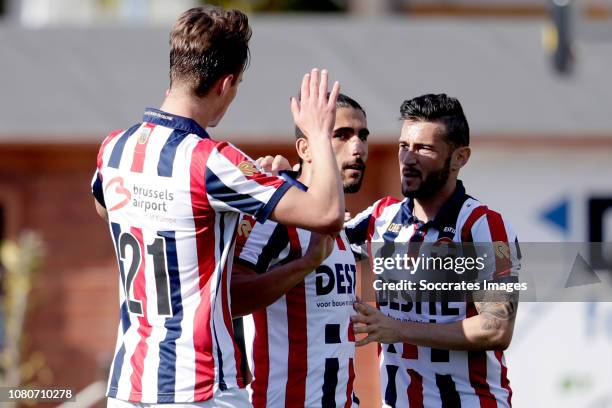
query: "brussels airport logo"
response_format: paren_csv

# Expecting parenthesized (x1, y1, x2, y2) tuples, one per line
(104, 176, 131, 211)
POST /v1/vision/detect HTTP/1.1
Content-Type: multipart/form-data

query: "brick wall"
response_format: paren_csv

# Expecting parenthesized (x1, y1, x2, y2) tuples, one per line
(0, 144, 118, 398)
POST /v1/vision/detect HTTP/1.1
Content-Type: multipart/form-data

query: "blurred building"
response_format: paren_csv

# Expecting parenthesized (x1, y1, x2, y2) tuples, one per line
(1, 1, 612, 406)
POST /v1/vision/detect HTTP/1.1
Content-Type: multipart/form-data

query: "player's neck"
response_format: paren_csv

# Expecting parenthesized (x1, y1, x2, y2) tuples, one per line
(413, 179, 458, 223)
(296, 164, 312, 187)
(159, 89, 218, 129)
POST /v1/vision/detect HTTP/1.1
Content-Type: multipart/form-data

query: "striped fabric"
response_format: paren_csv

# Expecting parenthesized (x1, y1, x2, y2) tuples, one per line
(345, 181, 519, 408)
(91, 108, 290, 403)
(235, 175, 359, 407)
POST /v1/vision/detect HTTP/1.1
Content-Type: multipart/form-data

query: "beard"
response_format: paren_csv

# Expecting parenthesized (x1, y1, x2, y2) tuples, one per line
(342, 160, 366, 194)
(401, 155, 451, 199)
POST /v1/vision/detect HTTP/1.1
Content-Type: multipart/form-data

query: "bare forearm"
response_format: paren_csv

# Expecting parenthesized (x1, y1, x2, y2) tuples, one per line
(397, 297, 517, 350)
(231, 258, 315, 317)
(396, 315, 514, 351)
(307, 137, 344, 230)
(353, 298, 517, 351)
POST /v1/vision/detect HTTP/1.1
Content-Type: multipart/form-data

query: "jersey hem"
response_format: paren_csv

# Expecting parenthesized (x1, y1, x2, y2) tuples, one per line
(106, 379, 247, 403)
(106, 387, 242, 404)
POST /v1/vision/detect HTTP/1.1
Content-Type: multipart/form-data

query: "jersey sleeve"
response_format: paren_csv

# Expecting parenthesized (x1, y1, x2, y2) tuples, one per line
(91, 170, 105, 208)
(345, 196, 400, 247)
(90, 129, 124, 208)
(466, 209, 521, 282)
(233, 215, 292, 274)
(204, 142, 291, 223)
(345, 201, 379, 247)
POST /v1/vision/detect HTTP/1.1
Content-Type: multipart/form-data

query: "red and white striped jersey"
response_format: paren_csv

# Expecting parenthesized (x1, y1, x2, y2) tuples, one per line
(91, 108, 291, 403)
(234, 176, 359, 408)
(345, 181, 519, 408)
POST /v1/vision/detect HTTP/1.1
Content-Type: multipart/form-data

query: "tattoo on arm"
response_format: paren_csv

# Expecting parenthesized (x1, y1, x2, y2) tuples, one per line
(474, 292, 518, 331)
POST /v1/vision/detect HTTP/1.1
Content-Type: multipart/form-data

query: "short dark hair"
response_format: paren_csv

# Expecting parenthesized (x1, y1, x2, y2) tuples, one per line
(295, 93, 366, 139)
(399, 94, 469, 147)
(169, 6, 251, 97)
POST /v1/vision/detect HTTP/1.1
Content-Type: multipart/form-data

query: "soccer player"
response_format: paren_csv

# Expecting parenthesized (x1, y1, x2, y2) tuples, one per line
(348, 94, 519, 407)
(231, 94, 369, 407)
(91, 6, 345, 407)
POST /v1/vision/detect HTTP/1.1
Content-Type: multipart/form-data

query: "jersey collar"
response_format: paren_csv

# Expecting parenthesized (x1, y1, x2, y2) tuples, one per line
(402, 180, 469, 231)
(143, 108, 209, 138)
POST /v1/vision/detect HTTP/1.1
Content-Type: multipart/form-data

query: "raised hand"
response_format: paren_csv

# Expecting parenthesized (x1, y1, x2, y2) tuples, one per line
(290, 68, 340, 142)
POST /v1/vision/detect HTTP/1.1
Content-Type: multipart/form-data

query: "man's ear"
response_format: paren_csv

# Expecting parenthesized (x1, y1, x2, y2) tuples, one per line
(451, 146, 471, 172)
(218, 74, 236, 97)
(295, 138, 311, 163)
